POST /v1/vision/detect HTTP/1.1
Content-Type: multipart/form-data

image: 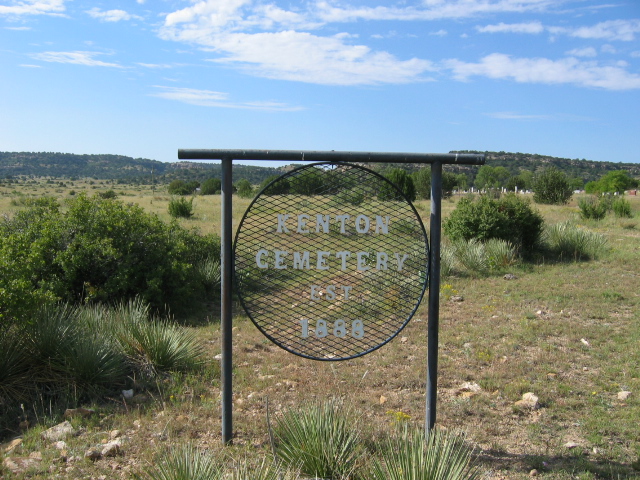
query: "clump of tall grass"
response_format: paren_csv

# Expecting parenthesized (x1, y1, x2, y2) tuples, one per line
(272, 400, 366, 479)
(369, 426, 480, 480)
(543, 222, 608, 261)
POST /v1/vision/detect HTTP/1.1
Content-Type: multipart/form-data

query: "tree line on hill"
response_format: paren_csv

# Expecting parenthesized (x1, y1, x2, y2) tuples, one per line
(0, 151, 638, 193)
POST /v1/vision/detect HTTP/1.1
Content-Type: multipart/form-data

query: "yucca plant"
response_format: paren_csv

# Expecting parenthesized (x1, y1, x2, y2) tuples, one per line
(272, 400, 366, 480)
(369, 426, 481, 480)
(484, 239, 518, 270)
(112, 299, 205, 376)
(136, 443, 222, 480)
(227, 457, 298, 480)
(543, 222, 608, 261)
(451, 239, 489, 275)
(0, 325, 34, 405)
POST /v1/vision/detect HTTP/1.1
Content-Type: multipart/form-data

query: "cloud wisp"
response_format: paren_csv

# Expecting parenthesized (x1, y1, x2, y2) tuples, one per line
(478, 19, 640, 41)
(31, 51, 124, 68)
(445, 53, 640, 90)
(151, 86, 304, 111)
(86, 8, 143, 23)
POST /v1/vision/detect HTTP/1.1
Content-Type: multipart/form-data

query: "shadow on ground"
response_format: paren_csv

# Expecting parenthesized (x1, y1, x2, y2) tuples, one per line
(478, 448, 639, 479)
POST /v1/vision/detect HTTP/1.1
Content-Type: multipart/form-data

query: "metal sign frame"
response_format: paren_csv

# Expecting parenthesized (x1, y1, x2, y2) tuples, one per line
(177, 149, 485, 444)
(233, 161, 430, 361)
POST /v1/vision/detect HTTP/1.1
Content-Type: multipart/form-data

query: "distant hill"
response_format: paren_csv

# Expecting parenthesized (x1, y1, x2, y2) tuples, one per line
(0, 151, 638, 185)
(0, 152, 281, 185)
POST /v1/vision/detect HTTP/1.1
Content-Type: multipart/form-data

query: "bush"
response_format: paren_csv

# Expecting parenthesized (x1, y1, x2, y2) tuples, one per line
(168, 180, 199, 195)
(168, 196, 194, 218)
(532, 167, 573, 205)
(0, 194, 219, 319)
(612, 197, 633, 218)
(578, 196, 607, 220)
(443, 194, 544, 254)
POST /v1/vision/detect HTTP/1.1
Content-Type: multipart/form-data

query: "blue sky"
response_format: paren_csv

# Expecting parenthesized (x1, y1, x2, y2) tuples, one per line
(1, 0, 639, 167)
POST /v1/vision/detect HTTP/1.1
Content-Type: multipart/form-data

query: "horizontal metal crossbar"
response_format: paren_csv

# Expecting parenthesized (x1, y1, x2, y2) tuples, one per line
(178, 149, 485, 165)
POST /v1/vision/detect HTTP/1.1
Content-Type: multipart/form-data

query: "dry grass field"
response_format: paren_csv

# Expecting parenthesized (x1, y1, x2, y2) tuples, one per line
(1, 180, 639, 479)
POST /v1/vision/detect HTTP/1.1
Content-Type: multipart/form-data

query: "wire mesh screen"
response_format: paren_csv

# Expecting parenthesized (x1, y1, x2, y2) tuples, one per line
(233, 162, 429, 361)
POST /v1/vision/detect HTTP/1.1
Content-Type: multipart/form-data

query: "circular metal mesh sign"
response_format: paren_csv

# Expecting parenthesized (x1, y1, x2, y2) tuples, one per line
(233, 162, 429, 361)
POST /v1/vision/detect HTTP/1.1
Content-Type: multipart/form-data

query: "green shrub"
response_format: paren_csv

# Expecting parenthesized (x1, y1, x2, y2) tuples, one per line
(369, 426, 480, 480)
(168, 180, 199, 195)
(443, 194, 543, 254)
(578, 196, 607, 220)
(273, 400, 365, 479)
(0, 194, 219, 319)
(612, 197, 633, 218)
(97, 189, 117, 199)
(168, 196, 194, 218)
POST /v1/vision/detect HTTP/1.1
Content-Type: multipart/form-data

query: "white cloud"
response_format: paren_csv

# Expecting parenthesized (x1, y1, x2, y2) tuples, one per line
(205, 30, 435, 85)
(5, 25, 31, 30)
(86, 8, 142, 22)
(30, 51, 124, 67)
(151, 86, 303, 111)
(430, 29, 447, 36)
(19, 63, 42, 68)
(476, 21, 544, 34)
(0, 0, 65, 16)
(445, 53, 640, 90)
(160, 2, 435, 85)
(566, 47, 597, 57)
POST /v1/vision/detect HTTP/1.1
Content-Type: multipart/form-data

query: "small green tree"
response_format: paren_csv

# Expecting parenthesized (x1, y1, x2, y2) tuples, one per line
(532, 167, 573, 205)
(585, 170, 638, 194)
(260, 174, 290, 195)
(289, 167, 325, 196)
(379, 168, 416, 201)
(235, 178, 254, 198)
(473, 166, 510, 190)
(200, 178, 221, 195)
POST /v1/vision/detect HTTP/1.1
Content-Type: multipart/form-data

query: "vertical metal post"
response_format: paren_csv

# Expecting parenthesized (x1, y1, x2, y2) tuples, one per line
(220, 157, 233, 444)
(425, 161, 442, 435)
